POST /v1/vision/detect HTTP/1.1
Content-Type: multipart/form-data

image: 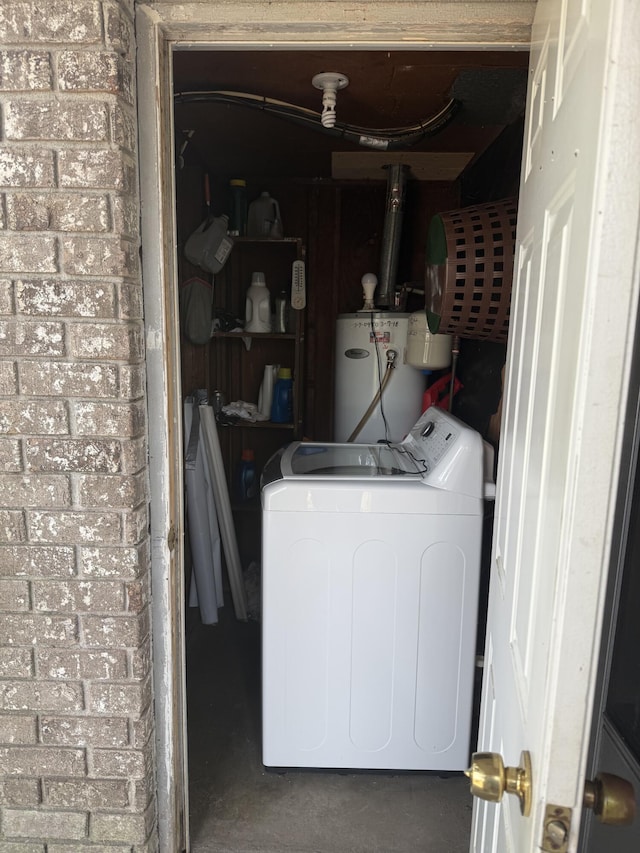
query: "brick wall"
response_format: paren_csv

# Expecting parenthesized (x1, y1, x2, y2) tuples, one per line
(0, 2, 157, 851)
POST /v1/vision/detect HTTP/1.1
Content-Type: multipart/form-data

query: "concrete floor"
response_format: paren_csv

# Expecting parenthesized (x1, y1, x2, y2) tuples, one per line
(186, 604, 473, 853)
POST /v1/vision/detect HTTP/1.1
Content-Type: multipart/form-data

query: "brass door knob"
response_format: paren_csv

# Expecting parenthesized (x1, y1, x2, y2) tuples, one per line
(465, 751, 532, 817)
(584, 772, 636, 826)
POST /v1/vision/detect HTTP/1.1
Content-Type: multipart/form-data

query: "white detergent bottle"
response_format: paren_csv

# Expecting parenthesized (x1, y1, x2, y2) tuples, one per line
(245, 272, 271, 333)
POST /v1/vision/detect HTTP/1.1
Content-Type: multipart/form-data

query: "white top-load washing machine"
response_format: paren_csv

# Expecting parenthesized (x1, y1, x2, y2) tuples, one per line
(261, 406, 495, 771)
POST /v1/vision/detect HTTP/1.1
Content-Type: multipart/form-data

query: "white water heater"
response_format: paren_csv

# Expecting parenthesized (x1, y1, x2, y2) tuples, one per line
(334, 313, 424, 443)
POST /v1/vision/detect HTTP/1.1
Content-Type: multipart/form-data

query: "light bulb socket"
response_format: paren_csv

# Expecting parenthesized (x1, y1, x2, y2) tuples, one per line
(312, 72, 349, 129)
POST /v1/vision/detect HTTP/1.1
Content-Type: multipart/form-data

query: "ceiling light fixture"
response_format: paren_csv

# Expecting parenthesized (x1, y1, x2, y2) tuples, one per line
(312, 72, 349, 128)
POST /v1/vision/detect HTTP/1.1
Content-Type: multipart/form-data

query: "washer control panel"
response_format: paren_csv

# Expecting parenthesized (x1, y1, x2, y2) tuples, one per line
(418, 419, 459, 469)
(405, 407, 462, 471)
(401, 406, 487, 497)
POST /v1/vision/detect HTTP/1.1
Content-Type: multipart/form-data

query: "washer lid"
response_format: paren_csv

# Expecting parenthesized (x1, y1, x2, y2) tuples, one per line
(281, 441, 424, 479)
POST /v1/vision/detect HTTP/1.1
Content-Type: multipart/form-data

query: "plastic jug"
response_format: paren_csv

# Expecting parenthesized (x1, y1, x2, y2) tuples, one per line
(245, 272, 271, 333)
(247, 192, 283, 239)
(270, 367, 293, 423)
(184, 213, 234, 273)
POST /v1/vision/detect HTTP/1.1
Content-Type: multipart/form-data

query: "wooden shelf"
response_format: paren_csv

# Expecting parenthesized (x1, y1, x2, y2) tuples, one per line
(219, 420, 296, 430)
(209, 236, 305, 567)
(213, 331, 297, 341)
(232, 237, 303, 244)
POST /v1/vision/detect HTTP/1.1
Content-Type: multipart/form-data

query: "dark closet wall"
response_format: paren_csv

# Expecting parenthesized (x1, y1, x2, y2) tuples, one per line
(177, 166, 459, 442)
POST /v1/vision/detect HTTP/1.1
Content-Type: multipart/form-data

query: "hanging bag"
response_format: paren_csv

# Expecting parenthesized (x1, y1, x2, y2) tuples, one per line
(180, 277, 214, 345)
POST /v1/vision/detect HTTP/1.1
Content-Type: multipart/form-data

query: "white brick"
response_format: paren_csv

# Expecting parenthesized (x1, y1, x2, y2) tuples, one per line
(1, 808, 87, 840)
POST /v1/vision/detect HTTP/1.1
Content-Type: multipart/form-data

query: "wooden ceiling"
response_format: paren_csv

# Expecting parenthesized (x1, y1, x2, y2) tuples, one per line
(172, 49, 530, 182)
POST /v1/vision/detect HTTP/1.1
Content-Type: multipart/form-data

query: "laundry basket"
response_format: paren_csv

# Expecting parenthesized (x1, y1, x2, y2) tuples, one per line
(425, 198, 517, 342)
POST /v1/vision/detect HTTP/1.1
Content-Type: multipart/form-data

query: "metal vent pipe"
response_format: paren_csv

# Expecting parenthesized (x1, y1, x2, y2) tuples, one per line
(377, 163, 409, 308)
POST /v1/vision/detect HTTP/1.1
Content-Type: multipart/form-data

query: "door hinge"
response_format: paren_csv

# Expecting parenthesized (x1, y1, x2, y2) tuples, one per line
(541, 804, 572, 852)
(167, 523, 178, 552)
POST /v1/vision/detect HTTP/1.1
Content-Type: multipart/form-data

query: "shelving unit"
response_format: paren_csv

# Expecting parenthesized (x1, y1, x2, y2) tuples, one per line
(209, 238, 305, 563)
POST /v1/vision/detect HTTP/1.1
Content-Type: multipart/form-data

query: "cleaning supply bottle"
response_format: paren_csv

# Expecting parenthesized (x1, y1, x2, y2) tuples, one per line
(235, 449, 257, 502)
(229, 178, 247, 236)
(245, 272, 271, 333)
(270, 367, 293, 423)
(247, 191, 282, 239)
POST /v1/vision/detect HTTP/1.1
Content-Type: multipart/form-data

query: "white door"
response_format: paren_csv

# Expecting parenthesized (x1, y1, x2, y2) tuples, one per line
(472, 0, 640, 850)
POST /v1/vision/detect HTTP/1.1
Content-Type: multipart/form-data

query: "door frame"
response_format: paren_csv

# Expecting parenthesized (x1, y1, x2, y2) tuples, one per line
(135, 4, 535, 851)
(580, 301, 640, 849)
(136, 12, 188, 853)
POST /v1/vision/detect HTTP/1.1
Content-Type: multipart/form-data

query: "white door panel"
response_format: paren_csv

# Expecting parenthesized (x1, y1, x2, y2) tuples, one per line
(557, 0, 589, 112)
(472, 0, 640, 850)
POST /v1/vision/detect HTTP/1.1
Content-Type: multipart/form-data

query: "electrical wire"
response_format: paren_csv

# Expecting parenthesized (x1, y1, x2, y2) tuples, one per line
(174, 89, 461, 150)
(371, 313, 392, 444)
(448, 334, 461, 412)
(394, 443, 429, 474)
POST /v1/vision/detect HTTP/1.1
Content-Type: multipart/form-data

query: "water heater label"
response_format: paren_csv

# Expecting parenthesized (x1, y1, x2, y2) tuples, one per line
(369, 331, 391, 344)
(345, 348, 370, 359)
(351, 319, 401, 330)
